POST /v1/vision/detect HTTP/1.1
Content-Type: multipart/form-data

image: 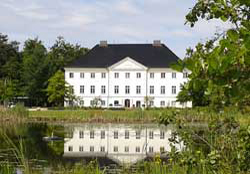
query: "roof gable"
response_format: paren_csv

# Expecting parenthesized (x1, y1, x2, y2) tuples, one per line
(66, 44, 179, 68)
(109, 57, 147, 70)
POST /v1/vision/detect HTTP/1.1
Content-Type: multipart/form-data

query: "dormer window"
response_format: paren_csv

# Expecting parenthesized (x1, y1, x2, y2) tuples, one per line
(161, 73, 165, 78)
(172, 72, 176, 79)
(69, 72, 74, 78)
(183, 72, 188, 78)
(91, 73, 95, 78)
(114, 73, 119, 78)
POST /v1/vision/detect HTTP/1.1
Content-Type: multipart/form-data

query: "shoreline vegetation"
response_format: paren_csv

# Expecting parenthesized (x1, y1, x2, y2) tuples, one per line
(1, 105, 250, 125)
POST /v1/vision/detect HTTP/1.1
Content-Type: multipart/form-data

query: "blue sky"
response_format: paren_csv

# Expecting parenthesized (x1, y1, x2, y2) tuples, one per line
(0, 0, 232, 58)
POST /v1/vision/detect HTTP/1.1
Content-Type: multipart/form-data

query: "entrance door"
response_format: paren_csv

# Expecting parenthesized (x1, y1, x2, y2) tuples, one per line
(136, 101, 141, 108)
(125, 99, 130, 108)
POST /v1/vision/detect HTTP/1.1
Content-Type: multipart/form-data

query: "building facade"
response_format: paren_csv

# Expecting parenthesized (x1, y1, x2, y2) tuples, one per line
(65, 41, 191, 108)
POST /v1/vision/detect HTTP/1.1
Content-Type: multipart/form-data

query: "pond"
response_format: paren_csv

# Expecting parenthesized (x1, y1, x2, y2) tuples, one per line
(0, 122, 183, 173)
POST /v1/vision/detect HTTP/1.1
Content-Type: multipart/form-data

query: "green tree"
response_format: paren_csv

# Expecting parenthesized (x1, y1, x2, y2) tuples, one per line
(47, 36, 89, 77)
(21, 38, 49, 106)
(47, 70, 66, 106)
(173, 0, 250, 108)
(0, 79, 18, 106)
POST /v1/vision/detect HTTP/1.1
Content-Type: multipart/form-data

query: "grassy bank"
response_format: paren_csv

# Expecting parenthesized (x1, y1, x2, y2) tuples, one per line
(28, 107, 250, 125)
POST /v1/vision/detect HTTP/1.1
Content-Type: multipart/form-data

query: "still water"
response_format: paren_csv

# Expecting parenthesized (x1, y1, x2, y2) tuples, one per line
(0, 122, 182, 171)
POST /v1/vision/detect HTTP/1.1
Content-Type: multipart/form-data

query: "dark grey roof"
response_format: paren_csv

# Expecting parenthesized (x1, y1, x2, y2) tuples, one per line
(66, 44, 179, 68)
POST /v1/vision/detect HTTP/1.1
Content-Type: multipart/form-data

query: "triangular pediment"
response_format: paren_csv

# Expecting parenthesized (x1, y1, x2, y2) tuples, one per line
(108, 57, 148, 70)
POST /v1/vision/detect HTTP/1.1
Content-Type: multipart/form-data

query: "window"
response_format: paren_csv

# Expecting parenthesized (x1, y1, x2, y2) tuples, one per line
(172, 72, 176, 79)
(125, 86, 130, 94)
(90, 73, 95, 78)
(150, 86, 154, 94)
(125, 73, 130, 78)
(136, 131, 141, 139)
(90, 86, 95, 94)
(149, 101, 154, 107)
(136, 86, 141, 94)
(101, 131, 105, 139)
(69, 86, 74, 94)
(80, 100, 84, 106)
(101, 73, 106, 78)
(114, 146, 118, 152)
(172, 86, 176, 94)
(90, 100, 95, 106)
(150, 73, 154, 78)
(160, 131, 165, 139)
(161, 73, 165, 78)
(79, 146, 84, 152)
(90, 130, 94, 139)
(136, 146, 140, 153)
(136, 73, 141, 78)
(80, 72, 84, 78)
(101, 100, 105, 106)
(160, 101, 165, 107)
(125, 146, 129, 152)
(69, 72, 74, 78)
(90, 146, 94, 152)
(149, 147, 154, 153)
(161, 86, 165, 94)
(68, 146, 73, 152)
(114, 86, 119, 94)
(125, 130, 129, 139)
(149, 131, 154, 139)
(79, 131, 84, 139)
(114, 100, 119, 106)
(171, 101, 176, 107)
(183, 72, 188, 78)
(114, 131, 118, 139)
(114, 72, 119, 78)
(100, 146, 105, 152)
(160, 147, 165, 153)
(101, 86, 106, 94)
(80, 85, 84, 94)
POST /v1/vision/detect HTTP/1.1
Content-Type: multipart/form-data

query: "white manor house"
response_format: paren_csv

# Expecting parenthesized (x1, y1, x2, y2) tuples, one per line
(65, 40, 191, 108)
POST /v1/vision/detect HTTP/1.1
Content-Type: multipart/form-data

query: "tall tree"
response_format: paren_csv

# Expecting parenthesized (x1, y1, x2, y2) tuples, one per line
(173, 0, 250, 108)
(47, 36, 89, 77)
(21, 38, 49, 106)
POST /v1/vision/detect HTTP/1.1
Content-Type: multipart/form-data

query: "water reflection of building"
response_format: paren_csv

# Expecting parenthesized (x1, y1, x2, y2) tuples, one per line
(64, 124, 182, 164)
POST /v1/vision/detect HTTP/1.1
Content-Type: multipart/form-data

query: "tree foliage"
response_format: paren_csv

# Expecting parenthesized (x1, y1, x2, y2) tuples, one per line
(173, 0, 250, 108)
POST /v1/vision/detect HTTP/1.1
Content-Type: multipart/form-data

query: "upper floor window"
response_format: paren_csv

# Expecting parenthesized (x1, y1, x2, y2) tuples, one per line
(114, 72, 119, 78)
(101, 131, 105, 139)
(101, 85, 106, 94)
(91, 73, 95, 78)
(69, 85, 74, 94)
(183, 72, 188, 78)
(172, 72, 176, 79)
(80, 85, 84, 94)
(125, 86, 130, 94)
(90, 85, 95, 94)
(125, 73, 130, 78)
(149, 131, 154, 139)
(114, 86, 119, 94)
(79, 131, 84, 139)
(80, 72, 84, 78)
(136, 130, 141, 139)
(114, 131, 118, 139)
(136, 86, 141, 94)
(101, 73, 106, 78)
(150, 73, 154, 78)
(69, 72, 74, 78)
(136, 73, 141, 78)
(161, 73, 165, 78)
(90, 130, 95, 139)
(172, 86, 176, 94)
(160, 131, 165, 139)
(160, 86, 165, 94)
(150, 86, 154, 94)
(125, 130, 129, 139)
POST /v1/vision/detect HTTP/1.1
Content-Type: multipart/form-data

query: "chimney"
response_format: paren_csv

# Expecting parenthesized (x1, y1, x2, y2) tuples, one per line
(153, 40, 162, 47)
(99, 40, 108, 47)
